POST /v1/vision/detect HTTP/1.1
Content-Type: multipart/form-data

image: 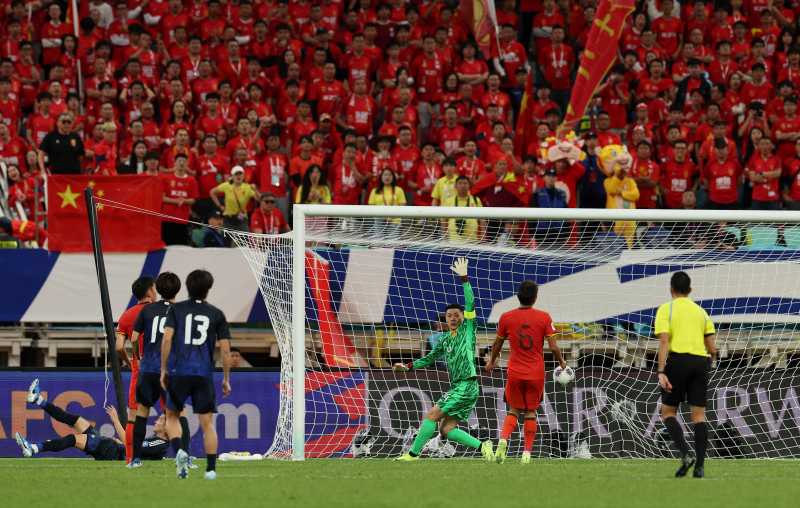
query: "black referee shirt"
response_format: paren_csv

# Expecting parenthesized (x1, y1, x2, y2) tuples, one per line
(40, 130, 85, 175)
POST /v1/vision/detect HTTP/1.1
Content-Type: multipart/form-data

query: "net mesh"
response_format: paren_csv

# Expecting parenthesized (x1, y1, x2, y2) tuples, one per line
(228, 214, 800, 460)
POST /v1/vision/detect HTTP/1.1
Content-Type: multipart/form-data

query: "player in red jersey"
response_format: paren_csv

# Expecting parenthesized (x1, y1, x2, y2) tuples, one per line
(486, 280, 567, 464)
(115, 276, 157, 464)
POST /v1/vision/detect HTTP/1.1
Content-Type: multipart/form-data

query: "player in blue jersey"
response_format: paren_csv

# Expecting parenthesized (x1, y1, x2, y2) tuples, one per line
(160, 270, 232, 480)
(128, 272, 184, 469)
(16, 380, 169, 462)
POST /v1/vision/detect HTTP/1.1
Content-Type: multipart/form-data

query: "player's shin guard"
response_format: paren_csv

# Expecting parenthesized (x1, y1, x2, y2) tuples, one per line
(40, 402, 79, 426)
(664, 417, 690, 457)
(206, 453, 216, 472)
(132, 416, 147, 460)
(500, 413, 518, 441)
(125, 422, 134, 464)
(523, 417, 538, 452)
(40, 434, 76, 453)
(180, 416, 191, 454)
(446, 428, 482, 450)
(410, 419, 437, 456)
(694, 422, 708, 468)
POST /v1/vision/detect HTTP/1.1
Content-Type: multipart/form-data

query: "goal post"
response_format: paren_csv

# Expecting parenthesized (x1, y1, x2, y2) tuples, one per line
(228, 205, 800, 461)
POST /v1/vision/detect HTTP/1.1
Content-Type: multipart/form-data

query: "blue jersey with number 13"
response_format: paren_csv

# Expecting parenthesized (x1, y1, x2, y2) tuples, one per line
(164, 299, 231, 379)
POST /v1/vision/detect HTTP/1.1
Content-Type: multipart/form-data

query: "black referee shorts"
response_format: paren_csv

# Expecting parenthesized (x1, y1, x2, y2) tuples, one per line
(662, 353, 710, 408)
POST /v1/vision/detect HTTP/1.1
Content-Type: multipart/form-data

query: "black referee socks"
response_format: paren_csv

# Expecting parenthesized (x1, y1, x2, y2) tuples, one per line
(206, 453, 216, 472)
(664, 417, 690, 457)
(694, 422, 708, 468)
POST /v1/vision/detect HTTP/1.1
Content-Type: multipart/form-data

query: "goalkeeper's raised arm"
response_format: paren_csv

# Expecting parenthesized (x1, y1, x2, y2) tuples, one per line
(391, 258, 494, 462)
(392, 257, 476, 373)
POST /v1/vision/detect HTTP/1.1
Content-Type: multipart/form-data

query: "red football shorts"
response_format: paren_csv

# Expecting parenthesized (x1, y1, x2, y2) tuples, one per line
(128, 368, 138, 410)
(504, 376, 545, 410)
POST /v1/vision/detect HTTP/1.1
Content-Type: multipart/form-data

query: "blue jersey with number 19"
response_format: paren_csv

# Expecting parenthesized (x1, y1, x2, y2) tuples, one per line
(164, 299, 231, 379)
(132, 300, 173, 374)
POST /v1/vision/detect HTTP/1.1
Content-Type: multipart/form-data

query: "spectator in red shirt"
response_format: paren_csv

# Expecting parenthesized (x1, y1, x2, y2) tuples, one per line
(27, 92, 55, 148)
(781, 138, 800, 210)
(531, 0, 564, 55)
(410, 35, 444, 143)
(250, 192, 291, 234)
(596, 65, 630, 133)
(773, 97, 800, 162)
(636, 59, 674, 106)
(749, 137, 782, 209)
(161, 153, 199, 246)
(336, 77, 378, 137)
(631, 141, 660, 209)
(538, 25, 574, 119)
(704, 140, 744, 210)
(660, 140, 699, 208)
(93, 122, 119, 175)
(653, 0, 683, 63)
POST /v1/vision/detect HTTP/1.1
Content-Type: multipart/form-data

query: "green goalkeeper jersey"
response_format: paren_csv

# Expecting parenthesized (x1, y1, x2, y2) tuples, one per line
(413, 281, 477, 383)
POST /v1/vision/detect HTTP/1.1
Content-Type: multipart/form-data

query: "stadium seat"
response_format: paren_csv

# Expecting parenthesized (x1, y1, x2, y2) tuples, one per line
(746, 227, 778, 247)
(782, 228, 800, 248)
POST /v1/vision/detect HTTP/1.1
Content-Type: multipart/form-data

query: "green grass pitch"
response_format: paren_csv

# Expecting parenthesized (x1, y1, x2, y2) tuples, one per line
(1, 458, 799, 508)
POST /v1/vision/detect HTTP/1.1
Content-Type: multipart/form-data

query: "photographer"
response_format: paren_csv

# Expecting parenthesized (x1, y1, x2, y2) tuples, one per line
(738, 99, 770, 141)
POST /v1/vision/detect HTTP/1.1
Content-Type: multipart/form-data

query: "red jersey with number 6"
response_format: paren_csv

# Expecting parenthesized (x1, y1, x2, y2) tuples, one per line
(496, 308, 556, 380)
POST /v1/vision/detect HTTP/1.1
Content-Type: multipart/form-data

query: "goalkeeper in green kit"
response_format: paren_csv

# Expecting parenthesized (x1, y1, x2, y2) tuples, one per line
(393, 258, 494, 461)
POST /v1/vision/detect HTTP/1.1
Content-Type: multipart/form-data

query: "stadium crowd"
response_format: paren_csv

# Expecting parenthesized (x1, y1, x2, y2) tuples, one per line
(1, 0, 799, 250)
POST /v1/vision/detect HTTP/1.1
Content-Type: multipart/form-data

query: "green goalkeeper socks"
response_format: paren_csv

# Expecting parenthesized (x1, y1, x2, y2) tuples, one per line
(446, 428, 481, 450)
(410, 419, 437, 456)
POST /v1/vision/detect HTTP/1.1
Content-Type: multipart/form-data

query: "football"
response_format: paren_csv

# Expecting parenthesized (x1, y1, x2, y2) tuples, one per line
(553, 366, 575, 386)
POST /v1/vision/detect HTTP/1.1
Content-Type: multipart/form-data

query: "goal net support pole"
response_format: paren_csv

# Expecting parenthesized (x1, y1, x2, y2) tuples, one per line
(268, 205, 800, 460)
(292, 207, 306, 461)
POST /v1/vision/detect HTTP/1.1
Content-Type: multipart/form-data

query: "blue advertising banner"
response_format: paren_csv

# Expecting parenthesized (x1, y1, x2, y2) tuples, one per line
(0, 371, 281, 459)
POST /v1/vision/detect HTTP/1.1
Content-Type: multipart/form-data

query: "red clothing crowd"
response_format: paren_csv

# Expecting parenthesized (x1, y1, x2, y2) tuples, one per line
(3, 0, 799, 249)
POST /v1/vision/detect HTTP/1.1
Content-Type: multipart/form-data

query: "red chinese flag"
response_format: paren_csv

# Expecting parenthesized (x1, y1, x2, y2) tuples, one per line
(305, 251, 368, 368)
(470, 168, 530, 206)
(46, 175, 165, 253)
(557, 0, 635, 138)
(514, 71, 535, 158)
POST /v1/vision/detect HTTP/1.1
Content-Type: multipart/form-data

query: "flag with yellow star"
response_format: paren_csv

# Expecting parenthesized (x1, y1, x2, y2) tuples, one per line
(46, 175, 165, 252)
(469, 164, 531, 206)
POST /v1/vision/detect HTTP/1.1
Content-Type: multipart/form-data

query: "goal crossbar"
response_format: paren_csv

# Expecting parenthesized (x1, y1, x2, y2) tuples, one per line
(294, 205, 800, 223)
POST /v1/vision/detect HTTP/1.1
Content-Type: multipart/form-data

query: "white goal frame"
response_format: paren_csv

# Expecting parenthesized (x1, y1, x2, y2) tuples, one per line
(288, 205, 800, 460)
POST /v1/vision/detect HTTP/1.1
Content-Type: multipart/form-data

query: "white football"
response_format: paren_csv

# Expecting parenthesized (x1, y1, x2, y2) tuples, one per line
(553, 366, 575, 386)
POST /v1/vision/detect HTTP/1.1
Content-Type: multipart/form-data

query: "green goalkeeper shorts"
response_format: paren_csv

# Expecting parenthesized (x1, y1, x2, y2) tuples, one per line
(437, 380, 479, 420)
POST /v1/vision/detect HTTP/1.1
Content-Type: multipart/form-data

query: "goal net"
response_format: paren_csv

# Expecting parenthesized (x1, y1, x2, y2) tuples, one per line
(227, 205, 800, 460)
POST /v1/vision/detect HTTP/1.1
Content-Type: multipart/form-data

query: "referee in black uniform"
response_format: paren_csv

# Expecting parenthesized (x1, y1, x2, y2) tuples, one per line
(655, 271, 716, 478)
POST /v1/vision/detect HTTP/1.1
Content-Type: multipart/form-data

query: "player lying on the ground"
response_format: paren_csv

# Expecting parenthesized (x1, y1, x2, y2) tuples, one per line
(128, 271, 188, 469)
(486, 280, 567, 464)
(393, 257, 494, 461)
(160, 269, 232, 480)
(15, 379, 169, 461)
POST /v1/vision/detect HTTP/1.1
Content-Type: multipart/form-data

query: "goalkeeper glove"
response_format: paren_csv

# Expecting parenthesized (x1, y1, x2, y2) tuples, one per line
(450, 257, 469, 277)
(392, 362, 414, 372)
